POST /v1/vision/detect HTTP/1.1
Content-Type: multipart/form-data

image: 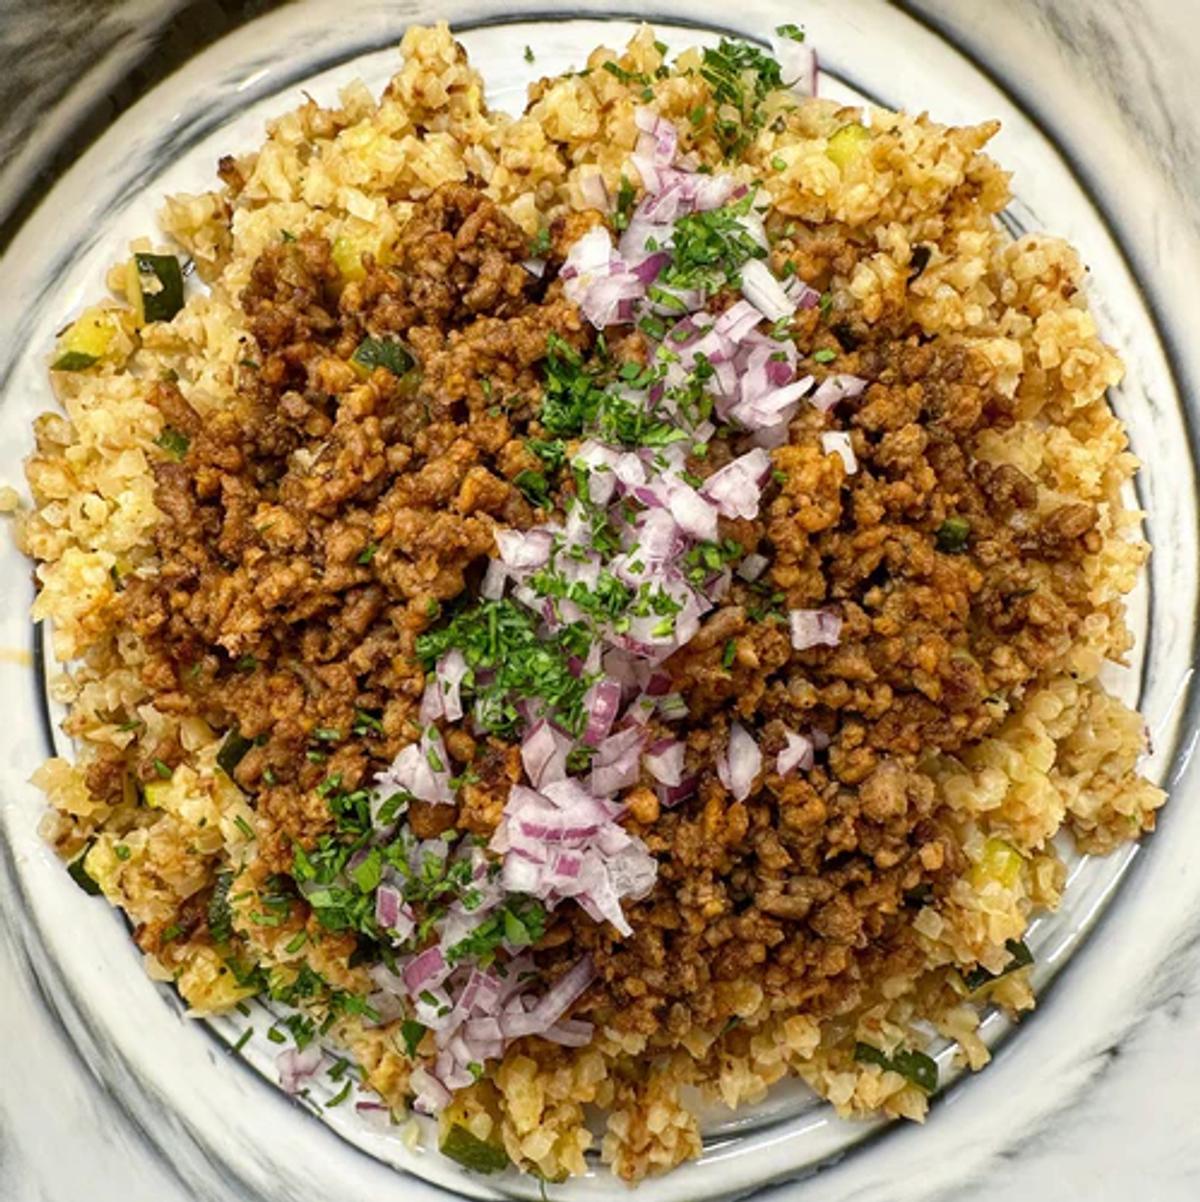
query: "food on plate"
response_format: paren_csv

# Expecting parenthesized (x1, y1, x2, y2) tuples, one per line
(18, 21, 1163, 1183)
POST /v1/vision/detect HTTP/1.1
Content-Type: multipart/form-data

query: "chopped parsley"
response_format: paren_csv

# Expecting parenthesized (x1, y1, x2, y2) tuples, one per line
(417, 598, 593, 737)
(699, 39, 786, 158)
(854, 1042, 939, 1093)
(445, 895, 547, 966)
(350, 337, 415, 378)
(657, 192, 766, 294)
(401, 1019, 427, 1056)
(614, 176, 636, 232)
(156, 427, 190, 459)
(524, 45, 535, 64)
(936, 516, 971, 554)
(528, 226, 551, 258)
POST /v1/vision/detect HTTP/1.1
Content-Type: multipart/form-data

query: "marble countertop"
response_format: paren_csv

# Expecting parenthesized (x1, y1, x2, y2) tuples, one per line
(2, 2, 1199, 1199)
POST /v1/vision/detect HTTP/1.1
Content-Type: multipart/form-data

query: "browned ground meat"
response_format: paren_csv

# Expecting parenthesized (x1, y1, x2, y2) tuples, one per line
(119, 180, 1104, 1034)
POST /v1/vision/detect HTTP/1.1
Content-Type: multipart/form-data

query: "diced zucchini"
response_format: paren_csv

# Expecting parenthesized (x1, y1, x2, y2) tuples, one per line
(854, 1042, 938, 1093)
(144, 780, 172, 809)
(216, 729, 254, 777)
(128, 253, 185, 325)
(53, 306, 121, 369)
(207, 871, 235, 944)
(826, 122, 870, 170)
(970, 836, 1024, 890)
(439, 1123, 510, 1175)
(67, 840, 102, 895)
(962, 938, 1034, 991)
(331, 222, 390, 282)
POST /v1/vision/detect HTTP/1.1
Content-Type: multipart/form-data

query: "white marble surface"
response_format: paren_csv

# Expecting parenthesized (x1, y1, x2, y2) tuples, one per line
(2, 2, 1200, 1199)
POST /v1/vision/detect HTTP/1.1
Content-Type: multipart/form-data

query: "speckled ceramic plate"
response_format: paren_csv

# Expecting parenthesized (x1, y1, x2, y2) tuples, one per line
(2, 4, 1199, 1201)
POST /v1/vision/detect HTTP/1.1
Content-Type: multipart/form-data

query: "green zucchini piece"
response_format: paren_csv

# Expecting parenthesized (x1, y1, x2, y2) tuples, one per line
(67, 842, 102, 896)
(52, 351, 100, 372)
(216, 728, 254, 777)
(135, 253, 185, 323)
(854, 1042, 939, 1093)
(962, 938, 1034, 992)
(208, 871, 235, 944)
(439, 1124, 510, 1175)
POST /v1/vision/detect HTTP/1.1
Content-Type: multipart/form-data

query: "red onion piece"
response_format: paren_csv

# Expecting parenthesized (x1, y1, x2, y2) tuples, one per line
(771, 34, 818, 97)
(717, 721, 761, 802)
(373, 726, 454, 806)
(582, 678, 623, 747)
(521, 719, 571, 788)
(410, 1066, 452, 1115)
(810, 373, 867, 413)
(643, 738, 685, 787)
(277, 1044, 324, 1095)
(402, 945, 449, 996)
(740, 258, 797, 322)
(436, 648, 468, 722)
(777, 729, 815, 775)
(701, 448, 771, 519)
(789, 608, 843, 650)
(737, 552, 769, 582)
(820, 430, 857, 475)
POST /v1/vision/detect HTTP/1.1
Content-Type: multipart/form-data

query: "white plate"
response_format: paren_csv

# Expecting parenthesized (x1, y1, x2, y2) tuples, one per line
(1, 4, 1197, 1201)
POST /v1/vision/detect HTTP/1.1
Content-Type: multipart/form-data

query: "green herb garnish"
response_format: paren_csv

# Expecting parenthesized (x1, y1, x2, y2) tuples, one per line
(854, 1042, 939, 1093)
(935, 516, 971, 554)
(156, 427, 190, 459)
(351, 337, 415, 378)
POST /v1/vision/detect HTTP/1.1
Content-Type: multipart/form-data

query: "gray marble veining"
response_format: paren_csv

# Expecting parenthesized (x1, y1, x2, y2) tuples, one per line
(2, 3, 1200, 1200)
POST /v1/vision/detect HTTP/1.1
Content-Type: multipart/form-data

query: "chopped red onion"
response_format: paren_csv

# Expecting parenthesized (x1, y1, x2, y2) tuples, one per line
(374, 726, 454, 806)
(789, 608, 843, 650)
(496, 527, 554, 570)
(702, 448, 771, 519)
(810, 373, 867, 413)
(375, 885, 416, 942)
(643, 738, 685, 787)
(501, 956, 596, 1040)
(590, 724, 644, 795)
(657, 775, 698, 808)
(521, 719, 571, 788)
(480, 558, 508, 600)
(771, 33, 818, 97)
(403, 945, 449, 996)
(582, 678, 623, 747)
(277, 1044, 324, 1095)
(737, 553, 769, 582)
(435, 649, 468, 722)
(410, 1066, 453, 1115)
(714, 299, 764, 343)
(540, 1017, 596, 1047)
(717, 721, 761, 802)
(666, 480, 719, 542)
(777, 729, 815, 775)
(821, 430, 857, 475)
(740, 258, 797, 322)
